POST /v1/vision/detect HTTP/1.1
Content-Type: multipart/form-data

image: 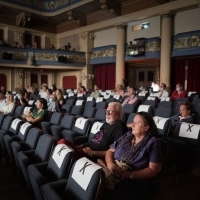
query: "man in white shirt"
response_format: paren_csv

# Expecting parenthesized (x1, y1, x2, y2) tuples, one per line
(90, 85, 101, 99)
(0, 92, 6, 110)
(40, 86, 48, 98)
(151, 81, 160, 93)
(157, 83, 169, 99)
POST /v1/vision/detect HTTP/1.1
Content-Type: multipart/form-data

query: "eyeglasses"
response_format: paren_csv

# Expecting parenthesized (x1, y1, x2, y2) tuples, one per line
(105, 110, 115, 115)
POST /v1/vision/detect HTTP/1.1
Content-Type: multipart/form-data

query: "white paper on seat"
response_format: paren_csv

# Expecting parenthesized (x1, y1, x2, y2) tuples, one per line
(87, 97, 93, 101)
(96, 97, 103, 103)
(75, 117, 88, 130)
(104, 94, 110, 99)
(160, 97, 170, 102)
(91, 122, 104, 134)
(153, 117, 168, 130)
(138, 93, 145, 96)
(63, 95, 67, 99)
(14, 95, 17, 99)
(76, 100, 83, 106)
(67, 89, 72, 92)
(20, 122, 32, 135)
(23, 107, 32, 114)
(138, 105, 150, 112)
(147, 97, 156, 100)
(101, 92, 106, 96)
(11, 118, 22, 130)
(12, 91, 17, 94)
(73, 89, 77, 93)
(179, 122, 200, 139)
(150, 93, 159, 97)
(68, 93, 74, 97)
(77, 93, 83, 97)
(71, 157, 101, 191)
(188, 91, 196, 97)
(28, 100, 34, 105)
(52, 144, 73, 168)
(113, 95, 120, 100)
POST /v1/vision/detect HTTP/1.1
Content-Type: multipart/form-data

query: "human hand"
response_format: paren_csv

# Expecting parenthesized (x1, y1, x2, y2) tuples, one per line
(82, 147, 93, 157)
(107, 162, 121, 177)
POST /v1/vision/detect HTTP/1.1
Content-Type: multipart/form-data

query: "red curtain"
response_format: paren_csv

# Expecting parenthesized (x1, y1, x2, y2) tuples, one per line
(171, 59, 185, 90)
(63, 76, 77, 89)
(187, 57, 200, 92)
(41, 75, 48, 86)
(34, 36, 41, 48)
(95, 64, 116, 90)
(0, 74, 7, 90)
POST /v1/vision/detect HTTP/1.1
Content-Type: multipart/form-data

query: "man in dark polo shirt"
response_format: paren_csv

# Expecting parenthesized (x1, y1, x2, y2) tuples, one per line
(58, 102, 128, 159)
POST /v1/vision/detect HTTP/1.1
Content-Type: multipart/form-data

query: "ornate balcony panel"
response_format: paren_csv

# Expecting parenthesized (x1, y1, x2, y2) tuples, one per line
(172, 30, 200, 57)
(0, 46, 86, 66)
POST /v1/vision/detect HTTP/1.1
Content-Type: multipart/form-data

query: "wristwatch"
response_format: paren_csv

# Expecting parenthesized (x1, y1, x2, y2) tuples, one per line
(129, 173, 134, 179)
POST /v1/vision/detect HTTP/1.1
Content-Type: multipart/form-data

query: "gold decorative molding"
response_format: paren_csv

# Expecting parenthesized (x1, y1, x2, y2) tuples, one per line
(13, 51, 27, 60)
(35, 53, 57, 61)
(173, 35, 200, 49)
(91, 48, 116, 59)
(145, 42, 161, 52)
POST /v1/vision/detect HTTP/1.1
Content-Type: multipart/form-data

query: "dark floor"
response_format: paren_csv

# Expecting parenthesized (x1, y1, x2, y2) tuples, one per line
(1, 158, 200, 200)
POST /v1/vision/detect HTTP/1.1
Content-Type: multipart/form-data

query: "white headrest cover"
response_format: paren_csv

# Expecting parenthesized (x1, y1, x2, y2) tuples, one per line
(96, 97, 103, 103)
(160, 97, 170, 102)
(71, 157, 101, 190)
(91, 122, 104, 134)
(77, 93, 83, 97)
(113, 95, 120, 100)
(153, 117, 169, 130)
(147, 97, 156, 100)
(76, 100, 83, 106)
(11, 118, 22, 130)
(20, 122, 32, 135)
(75, 117, 88, 130)
(52, 144, 73, 168)
(87, 97, 93, 101)
(28, 100, 34, 105)
(24, 107, 32, 114)
(138, 105, 150, 112)
(179, 122, 200, 139)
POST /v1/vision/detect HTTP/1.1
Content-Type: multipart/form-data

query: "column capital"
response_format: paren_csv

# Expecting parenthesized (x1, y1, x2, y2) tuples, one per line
(116, 24, 127, 29)
(159, 11, 173, 19)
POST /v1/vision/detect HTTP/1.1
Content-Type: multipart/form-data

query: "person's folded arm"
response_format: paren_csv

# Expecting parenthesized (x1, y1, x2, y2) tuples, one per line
(121, 162, 162, 180)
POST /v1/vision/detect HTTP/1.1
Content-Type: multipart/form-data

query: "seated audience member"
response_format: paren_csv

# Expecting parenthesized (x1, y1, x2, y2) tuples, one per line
(115, 84, 124, 97)
(122, 86, 138, 107)
(50, 44, 55, 50)
(29, 87, 39, 101)
(157, 83, 169, 99)
(24, 92, 30, 102)
(32, 42, 38, 49)
(90, 85, 101, 99)
(13, 41, 19, 48)
(0, 92, 6, 110)
(56, 89, 65, 110)
(40, 86, 48, 98)
(48, 94, 58, 112)
(123, 85, 130, 96)
(58, 102, 128, 159)
(19, 85, 27, 93)
(15, 91, 28, 107)
(101, 111, 162, 199)
(0, 86, 6, 95)
(23, 98, 47, 125)
(61, 87, 66, 95)
(80, 86, 87, 95)
(46, 89, 52, 106)
(76, 82, 82, 94)
(171, 83, 186, 101)
(170, 102, 194, 129)
(0, 93, 15, 114)
(151, 81, 160, 93)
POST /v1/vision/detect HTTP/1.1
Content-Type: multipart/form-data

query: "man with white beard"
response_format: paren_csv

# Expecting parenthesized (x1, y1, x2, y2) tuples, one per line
(57, 102, 128, 159)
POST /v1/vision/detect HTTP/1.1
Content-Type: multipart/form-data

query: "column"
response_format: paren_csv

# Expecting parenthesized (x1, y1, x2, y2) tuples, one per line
(160, 14, 173, 91)
(116, 25, 126, 86)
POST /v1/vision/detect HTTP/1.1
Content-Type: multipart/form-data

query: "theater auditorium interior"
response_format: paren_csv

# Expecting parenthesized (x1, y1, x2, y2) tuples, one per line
(1, 0, 200, 199)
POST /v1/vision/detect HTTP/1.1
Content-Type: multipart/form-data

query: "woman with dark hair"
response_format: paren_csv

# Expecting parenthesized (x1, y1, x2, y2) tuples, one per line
(80, 86, 87, 95)
(55, 89, 65, 110)
(171, 83, 186, 101)
(24, 98, 47, 125)
(101, 112, 162, 199)
(122, 86, 138, 107)
(170, 102, 194, 129)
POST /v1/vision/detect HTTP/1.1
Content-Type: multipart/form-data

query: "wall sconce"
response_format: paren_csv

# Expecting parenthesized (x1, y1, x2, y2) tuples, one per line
(16, 72, 24, 79)
(81, 73, 94, 80)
